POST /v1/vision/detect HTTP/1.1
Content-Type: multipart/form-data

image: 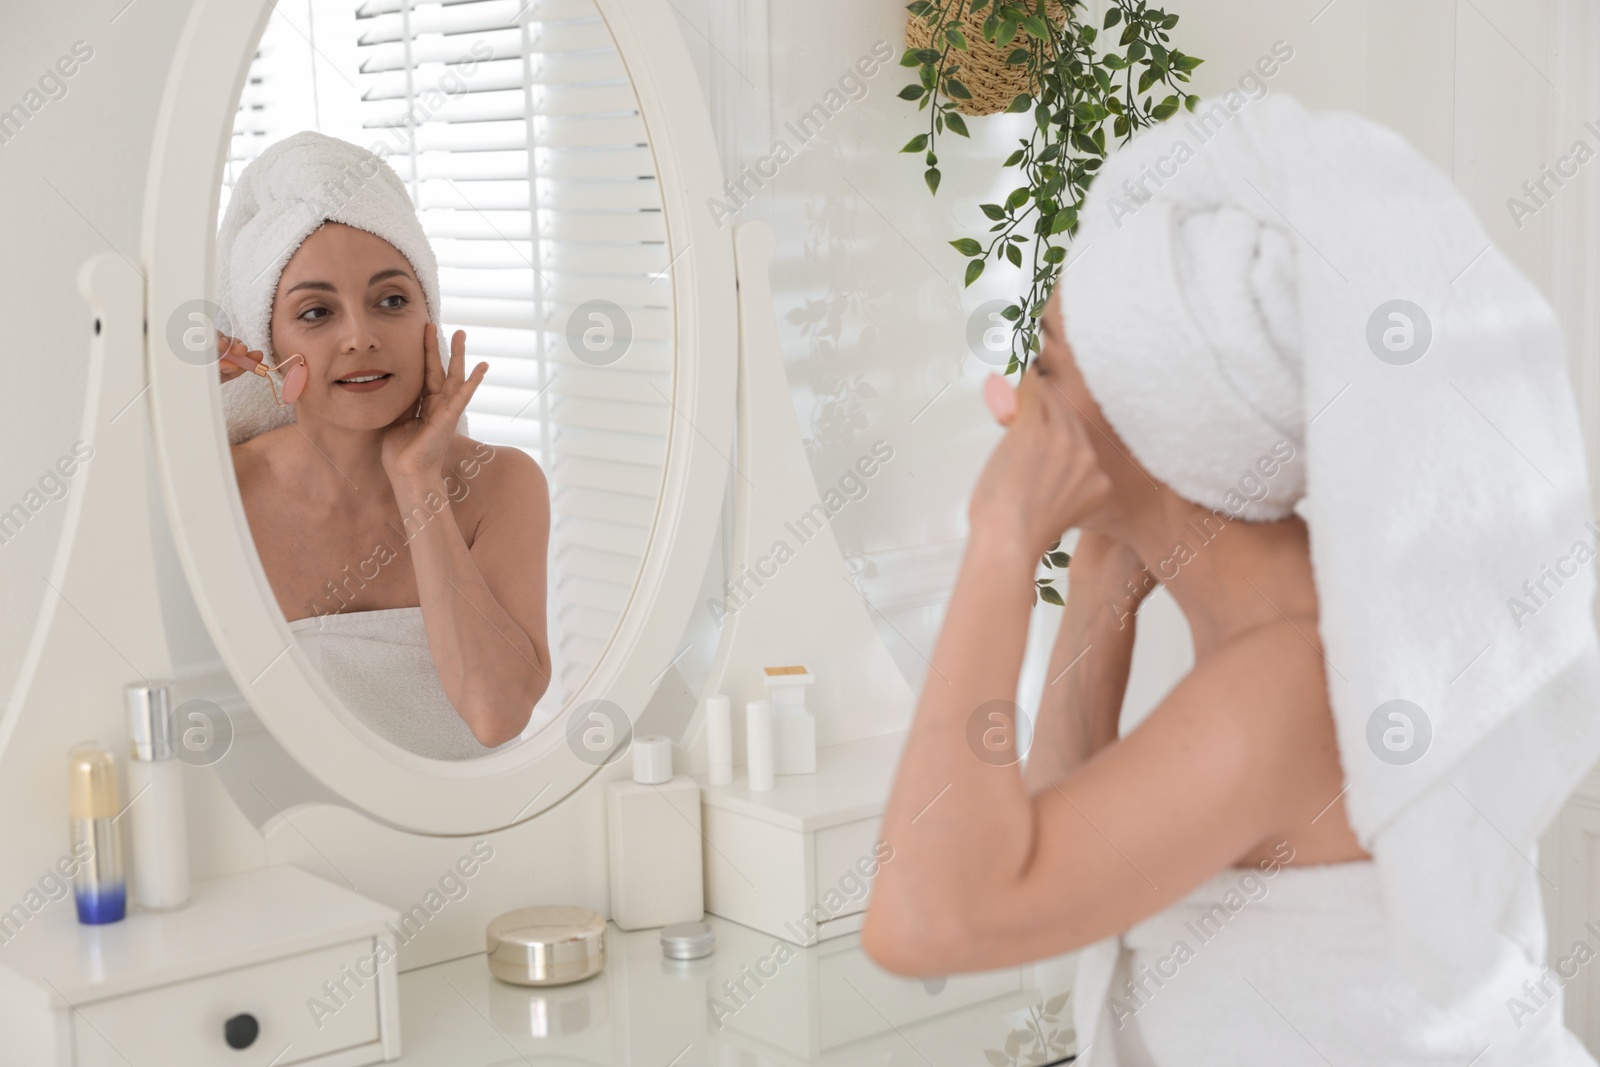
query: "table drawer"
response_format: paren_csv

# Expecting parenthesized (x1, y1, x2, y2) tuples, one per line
(72, 939, 381, 1066)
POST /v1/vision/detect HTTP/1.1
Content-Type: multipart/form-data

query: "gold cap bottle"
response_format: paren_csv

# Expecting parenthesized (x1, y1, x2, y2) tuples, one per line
(68, 744, 126, 924)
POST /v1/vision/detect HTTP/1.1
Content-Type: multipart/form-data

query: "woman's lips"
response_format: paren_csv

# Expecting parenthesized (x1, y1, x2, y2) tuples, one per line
(335, 373, 392, 393)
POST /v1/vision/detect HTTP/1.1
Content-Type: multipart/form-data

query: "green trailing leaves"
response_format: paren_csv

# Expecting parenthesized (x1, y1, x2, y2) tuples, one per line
(896, 0, 1201, 525)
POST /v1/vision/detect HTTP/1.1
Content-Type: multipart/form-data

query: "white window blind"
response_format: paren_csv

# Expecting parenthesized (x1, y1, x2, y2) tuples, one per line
(222, 0, 675, 725)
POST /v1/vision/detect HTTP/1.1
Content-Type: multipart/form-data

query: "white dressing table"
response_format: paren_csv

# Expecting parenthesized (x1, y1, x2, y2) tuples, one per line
(393, 919, 1081, 1067)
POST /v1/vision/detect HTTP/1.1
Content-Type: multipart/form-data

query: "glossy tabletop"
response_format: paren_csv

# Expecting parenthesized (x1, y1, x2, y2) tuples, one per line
(393, 913, 1082, 1066)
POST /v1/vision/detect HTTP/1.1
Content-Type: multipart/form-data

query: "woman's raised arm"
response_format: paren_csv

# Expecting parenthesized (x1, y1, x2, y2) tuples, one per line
(1020, 531, 1155, 796)
(859, 358, 1327, 978)
(385, 323, 551, 747)
(860, 521, 1325, 976)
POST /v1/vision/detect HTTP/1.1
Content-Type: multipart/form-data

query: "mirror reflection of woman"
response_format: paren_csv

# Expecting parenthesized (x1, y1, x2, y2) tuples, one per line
(216, 132, 550, 760)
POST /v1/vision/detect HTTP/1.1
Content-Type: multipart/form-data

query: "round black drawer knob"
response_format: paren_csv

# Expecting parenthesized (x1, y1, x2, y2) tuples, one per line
(224, 1013, 259, 1050)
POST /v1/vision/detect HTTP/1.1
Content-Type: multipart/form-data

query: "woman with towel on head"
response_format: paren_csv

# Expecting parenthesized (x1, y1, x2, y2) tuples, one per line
(213, 131, 551, 761)
(863, 92, 1600, 1063)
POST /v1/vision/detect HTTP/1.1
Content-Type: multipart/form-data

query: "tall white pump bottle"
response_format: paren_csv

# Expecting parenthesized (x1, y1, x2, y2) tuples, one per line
(124, 682, 191, 911)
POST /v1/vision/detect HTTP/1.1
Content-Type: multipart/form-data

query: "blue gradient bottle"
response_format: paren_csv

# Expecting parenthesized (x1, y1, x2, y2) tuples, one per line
(68, 745, 126, 924)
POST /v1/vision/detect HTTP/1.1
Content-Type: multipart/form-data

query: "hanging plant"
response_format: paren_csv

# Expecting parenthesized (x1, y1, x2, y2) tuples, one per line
(899, 0, 1203, 604)
(899, 0, 1203, 379)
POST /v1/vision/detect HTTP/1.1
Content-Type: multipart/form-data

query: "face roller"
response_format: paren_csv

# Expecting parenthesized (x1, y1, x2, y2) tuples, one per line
(229, 351, 308, 407)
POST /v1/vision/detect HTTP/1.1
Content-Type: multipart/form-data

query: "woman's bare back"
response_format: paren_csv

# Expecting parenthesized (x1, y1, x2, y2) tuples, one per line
(1199, 615, 1369, 870)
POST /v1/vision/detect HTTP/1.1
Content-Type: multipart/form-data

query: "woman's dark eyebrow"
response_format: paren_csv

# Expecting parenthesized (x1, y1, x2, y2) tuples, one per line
(285, 268, 412, 295)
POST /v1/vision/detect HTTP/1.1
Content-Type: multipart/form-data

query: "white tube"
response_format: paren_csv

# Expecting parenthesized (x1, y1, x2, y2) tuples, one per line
(745, 699, 774, 792)
(705, 695, 733, 786)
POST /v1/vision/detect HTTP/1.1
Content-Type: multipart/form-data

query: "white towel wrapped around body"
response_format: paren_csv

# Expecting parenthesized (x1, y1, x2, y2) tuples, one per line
(216, 130, 466, 444)
(288, 607, 511, 761)
(1060, 91, 1600, 1060)
(1078, 860, 1593, 1065)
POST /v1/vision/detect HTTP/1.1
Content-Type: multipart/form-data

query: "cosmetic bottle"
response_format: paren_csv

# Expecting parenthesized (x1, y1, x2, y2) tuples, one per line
(704, 694, 733, 786)
(68, 744, 126, 924)
(125, 682, 191, 911)
(763, 665, 816, 775)
(606, 736, 704, 930)
(745, 700, 775, 792)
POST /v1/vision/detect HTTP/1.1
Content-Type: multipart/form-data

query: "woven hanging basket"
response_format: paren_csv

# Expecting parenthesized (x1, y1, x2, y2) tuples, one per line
(903, 1, 1072, 117)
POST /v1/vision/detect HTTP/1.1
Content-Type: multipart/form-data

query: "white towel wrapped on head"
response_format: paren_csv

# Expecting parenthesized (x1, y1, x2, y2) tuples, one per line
(215, 130, 466, 444)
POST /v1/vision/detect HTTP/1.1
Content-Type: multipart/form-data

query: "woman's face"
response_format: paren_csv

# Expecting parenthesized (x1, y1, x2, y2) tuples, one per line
(269, 221, 429, 430)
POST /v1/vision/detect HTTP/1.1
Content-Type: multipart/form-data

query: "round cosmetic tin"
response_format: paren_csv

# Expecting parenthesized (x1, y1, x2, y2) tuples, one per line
(486, 905, 606, 986)
(659, 920, 715, 960)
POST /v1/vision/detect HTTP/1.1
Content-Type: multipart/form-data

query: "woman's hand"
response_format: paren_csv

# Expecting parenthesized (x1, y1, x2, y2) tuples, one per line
(381, 323, 488, 484)
(217, 331, 263, 383)
(968, 367, 1111, 559)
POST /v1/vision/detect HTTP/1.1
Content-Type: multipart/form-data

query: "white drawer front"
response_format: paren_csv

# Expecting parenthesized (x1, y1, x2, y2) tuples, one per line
(818, 945, 1026, 1050)
(72, 939, 381, 1067)
(812, 817, 884, 921)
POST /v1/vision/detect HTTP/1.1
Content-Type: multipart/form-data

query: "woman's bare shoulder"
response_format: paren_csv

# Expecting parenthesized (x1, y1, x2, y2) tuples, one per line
(1153, 616, 1359, 853)
(229, 431, 277, 487)
(446, 436, 543, 489)
(1101, 618, 1337, 816)
(1172, 618, 1332, 741)
(444, 437, 548, 531)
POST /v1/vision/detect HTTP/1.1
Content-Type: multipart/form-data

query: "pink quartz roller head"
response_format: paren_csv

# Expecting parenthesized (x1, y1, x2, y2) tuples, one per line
(252, 353, 308, 407)
(984, 373, 1018, 427)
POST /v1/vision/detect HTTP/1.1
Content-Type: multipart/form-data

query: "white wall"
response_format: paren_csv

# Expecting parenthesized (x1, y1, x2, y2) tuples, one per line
(693, 0, 1596, 728)
(0, 2, 193, 736)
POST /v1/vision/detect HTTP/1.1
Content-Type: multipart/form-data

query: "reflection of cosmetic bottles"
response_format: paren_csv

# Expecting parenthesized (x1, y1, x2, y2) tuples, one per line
(607, 737, 704, 930)
(125, 682, 191, 911)
(68, 744, 126, 924)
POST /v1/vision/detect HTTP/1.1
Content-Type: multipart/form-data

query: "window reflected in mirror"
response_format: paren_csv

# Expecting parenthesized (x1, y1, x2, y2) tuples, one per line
(216, 0, 675, 760)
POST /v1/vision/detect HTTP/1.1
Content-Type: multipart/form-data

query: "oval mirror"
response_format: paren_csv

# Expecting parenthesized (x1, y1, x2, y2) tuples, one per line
(144, 0, 737, 833)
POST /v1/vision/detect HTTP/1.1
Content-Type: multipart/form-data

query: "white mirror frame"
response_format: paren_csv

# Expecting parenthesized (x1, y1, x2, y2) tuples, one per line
(141, 0, 737, 834)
